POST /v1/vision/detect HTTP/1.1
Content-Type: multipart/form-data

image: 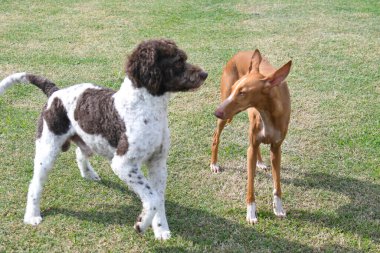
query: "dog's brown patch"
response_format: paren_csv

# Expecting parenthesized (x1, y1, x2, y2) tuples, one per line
(116, 134, 129, 156)
(43, 97, 71, 136)
(61, 141, 71, 152)
(71, 134, 93, 156)
(74, 88, 126, 148)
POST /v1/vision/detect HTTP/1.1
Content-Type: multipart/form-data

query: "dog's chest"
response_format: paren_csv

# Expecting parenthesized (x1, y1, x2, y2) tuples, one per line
(125, 109, 168, 158)
(256, 111, 282, 145)
(114, 87, 170, 160)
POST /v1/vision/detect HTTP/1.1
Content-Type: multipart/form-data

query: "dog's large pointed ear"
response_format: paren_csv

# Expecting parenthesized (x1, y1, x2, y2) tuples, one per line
(265, 60, 292, 87)
(248, 49, 262, 74)
(125, 41, 162, 95)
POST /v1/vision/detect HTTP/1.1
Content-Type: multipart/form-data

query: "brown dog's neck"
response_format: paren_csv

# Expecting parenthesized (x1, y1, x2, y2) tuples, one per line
(255, 85, 290, 140)
(255, 87, 283, 114)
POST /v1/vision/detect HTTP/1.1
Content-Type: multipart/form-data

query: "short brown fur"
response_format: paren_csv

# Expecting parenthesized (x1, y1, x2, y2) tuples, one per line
(211, 50, 292, 223)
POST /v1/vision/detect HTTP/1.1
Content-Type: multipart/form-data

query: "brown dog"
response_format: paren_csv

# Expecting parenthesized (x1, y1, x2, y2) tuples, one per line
(210, 49, 292, 223)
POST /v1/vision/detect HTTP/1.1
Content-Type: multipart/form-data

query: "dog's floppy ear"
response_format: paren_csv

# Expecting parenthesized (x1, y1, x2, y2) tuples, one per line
(125, 41, 162, 95)
(248, 49, 262, 74)
(264, 60, 292, 87)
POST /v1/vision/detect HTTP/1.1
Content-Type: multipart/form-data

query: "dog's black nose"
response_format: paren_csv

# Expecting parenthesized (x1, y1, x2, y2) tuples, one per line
(199, 71, 208, 80)
(214, 109, 225, 119)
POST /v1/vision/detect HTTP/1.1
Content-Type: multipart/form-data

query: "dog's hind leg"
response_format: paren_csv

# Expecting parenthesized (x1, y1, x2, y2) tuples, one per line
(75, 147, 100, 181)
(24, 133, 65, 225)
(256, 147, 268, 170)
(70, 135, 100, 181)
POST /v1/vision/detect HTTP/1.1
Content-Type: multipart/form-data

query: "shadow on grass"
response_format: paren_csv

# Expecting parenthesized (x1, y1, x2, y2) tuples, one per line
(285, 172, 380, 244)
(42, 177, 362, 252)
(160, 204, 314, 253)
(44, 178, 140, 226)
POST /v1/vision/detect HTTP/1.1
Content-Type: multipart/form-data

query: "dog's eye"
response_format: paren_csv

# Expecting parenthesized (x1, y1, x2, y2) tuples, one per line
(238, 91, 245, 96)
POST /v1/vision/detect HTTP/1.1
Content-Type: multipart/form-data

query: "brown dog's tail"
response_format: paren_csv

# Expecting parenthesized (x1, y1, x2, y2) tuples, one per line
(0, 72, 59, 97)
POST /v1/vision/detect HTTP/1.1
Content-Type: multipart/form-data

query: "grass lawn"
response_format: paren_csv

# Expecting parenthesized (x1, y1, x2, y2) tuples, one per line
(0, 0, 379, 252)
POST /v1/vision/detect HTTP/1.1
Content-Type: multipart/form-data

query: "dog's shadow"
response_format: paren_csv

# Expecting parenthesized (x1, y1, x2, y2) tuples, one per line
(43, 176, 366, 252)
(284, 172, 380, 244)
(44, 178, 141, 226)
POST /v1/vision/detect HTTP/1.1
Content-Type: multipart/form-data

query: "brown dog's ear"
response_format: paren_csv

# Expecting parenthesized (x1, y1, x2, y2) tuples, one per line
(265, 60, 292, 87)
(248, 49, 262, 74)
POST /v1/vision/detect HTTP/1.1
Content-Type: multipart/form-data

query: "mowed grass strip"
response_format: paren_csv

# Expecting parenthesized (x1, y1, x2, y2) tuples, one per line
(0, 0, 379, 252)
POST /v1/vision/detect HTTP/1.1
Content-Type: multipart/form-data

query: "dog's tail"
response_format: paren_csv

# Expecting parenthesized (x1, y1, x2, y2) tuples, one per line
(0, 72, 59, 97)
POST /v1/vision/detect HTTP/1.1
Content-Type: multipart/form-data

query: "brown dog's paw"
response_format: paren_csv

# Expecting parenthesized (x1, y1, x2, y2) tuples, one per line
(210, 163, 222, 173)
(273, 196, 286, 218)
(246, 203, 258, 224)
(256, 161, 268, 170)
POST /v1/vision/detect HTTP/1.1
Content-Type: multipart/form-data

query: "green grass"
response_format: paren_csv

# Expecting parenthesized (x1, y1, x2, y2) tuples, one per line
(1, 0, 379, 252)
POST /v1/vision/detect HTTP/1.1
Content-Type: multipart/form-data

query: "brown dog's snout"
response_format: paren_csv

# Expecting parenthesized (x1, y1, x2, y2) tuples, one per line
(199, 71, 208, 80)
(214, 108, 225, 119)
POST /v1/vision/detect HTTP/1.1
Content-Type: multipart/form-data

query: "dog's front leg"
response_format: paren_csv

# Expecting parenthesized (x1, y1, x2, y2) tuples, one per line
(147, 156, 171, 240)
(210, 119, 228, 173)
(270, 144, 286, 218)
(246, 141, 259, 224)
(111, 156, 159, 234)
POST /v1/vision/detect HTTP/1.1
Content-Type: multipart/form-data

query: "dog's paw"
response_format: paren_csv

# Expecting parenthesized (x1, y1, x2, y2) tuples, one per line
(91, 174, 101, 181)
(81, 165, 101, 181)
(83, 170, 101, 181)
(246, 216, 258, 224)
(134, 215, 150, 235)
(246, 203, 258, 224)
(134, 222, 144, 234)
(155, 230, 171, 240)
(24, 215, 42, 226)
(273, 195, 286, 218)
(153, 222, 171, 240)
(256, 161, 268, 170)
(134, 221, 151, 235)
(210, 163, 222, 173)
(134, 214, 144, 233)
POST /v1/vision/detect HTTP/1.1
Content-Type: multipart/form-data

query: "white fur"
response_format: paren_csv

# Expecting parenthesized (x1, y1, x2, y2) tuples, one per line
(110, 78, 171, 239)
(0, 74, 173, 240)
(210, 163, 221, 173)
(24, 120, 70, 225)
(75, 147, 100, 181)
(0, 72, 28, 94)
(273, 195, 286, 218)
(256, 161, 268, 170)
(246, 202, 258, 224)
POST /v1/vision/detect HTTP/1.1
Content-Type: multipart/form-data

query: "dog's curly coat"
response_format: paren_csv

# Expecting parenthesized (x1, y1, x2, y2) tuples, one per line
(0, 39, 207, 240)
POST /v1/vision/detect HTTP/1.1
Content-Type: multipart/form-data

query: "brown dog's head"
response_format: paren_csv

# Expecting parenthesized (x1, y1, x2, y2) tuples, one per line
(214, 50, 292, 120)
(125, 39, 208, 96)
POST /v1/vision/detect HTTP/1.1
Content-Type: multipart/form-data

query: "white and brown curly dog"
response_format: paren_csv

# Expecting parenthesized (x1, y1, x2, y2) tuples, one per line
(0, 39, 208, 240)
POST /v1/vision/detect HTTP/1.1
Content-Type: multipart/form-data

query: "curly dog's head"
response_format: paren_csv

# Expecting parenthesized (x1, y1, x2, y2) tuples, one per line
(126, 39, 208, 96)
